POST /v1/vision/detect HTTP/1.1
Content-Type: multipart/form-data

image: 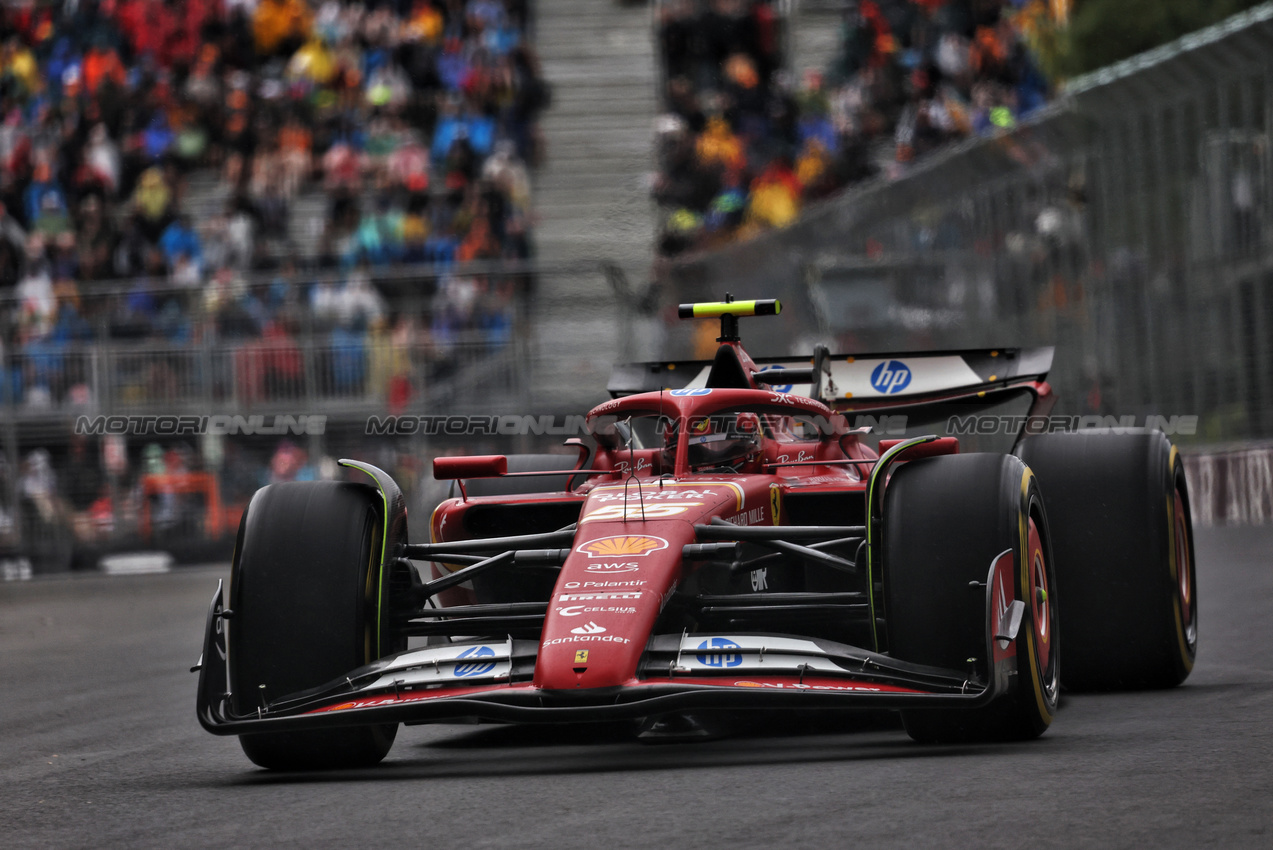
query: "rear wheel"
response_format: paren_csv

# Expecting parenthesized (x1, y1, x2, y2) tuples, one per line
(230, 481, 400, 770)
(884, 453, 1059, 743)
(1016, 431, 1197, 690)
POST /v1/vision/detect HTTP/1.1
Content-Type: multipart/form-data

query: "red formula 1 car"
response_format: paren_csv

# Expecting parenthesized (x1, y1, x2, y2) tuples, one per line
(195, 299, 1197, 769)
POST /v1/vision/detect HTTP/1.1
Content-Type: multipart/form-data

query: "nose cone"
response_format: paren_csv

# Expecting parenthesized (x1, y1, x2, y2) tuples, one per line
(534, 527, 691, 691)
(534, 481, 752, 692)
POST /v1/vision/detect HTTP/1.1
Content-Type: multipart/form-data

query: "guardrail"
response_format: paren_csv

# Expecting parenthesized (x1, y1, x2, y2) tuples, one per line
(0, 332, 531, 574)
(2, 335, 525, 417)
(1184, 446, 1273, 527)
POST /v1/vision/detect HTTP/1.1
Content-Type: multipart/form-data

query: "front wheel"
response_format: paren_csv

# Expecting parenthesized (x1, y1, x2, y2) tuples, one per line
(229, 481, 399, 770)
(884, 453, 1059, 743)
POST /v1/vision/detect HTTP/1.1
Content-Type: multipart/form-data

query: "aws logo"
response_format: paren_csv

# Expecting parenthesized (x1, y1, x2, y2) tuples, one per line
(585, 562, 639, 574)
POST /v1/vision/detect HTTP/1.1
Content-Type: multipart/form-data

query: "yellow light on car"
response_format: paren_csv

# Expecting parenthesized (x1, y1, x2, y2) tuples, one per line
(678, 299, 781, 319)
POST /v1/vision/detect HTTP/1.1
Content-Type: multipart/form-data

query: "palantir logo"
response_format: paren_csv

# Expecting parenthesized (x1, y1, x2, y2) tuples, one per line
(453, 645, 497, 677)
(870, 360, 912, 394)
(695, 638, 743, 668)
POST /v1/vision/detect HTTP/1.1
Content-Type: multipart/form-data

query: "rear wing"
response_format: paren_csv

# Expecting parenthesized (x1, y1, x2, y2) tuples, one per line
(608, 347, 1055, 409)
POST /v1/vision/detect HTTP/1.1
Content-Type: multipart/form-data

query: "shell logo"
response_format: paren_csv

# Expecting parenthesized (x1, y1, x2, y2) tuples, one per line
(576, 535, 670, 558)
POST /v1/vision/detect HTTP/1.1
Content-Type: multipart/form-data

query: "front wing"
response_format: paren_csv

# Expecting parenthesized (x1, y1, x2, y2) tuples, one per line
(196, 552, 1021, 735)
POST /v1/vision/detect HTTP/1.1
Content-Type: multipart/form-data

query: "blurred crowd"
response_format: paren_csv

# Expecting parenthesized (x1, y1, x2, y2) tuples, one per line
(654, 0, 1053, 256)
(0, 0, 545, 408)
(0, 0, 545, 352)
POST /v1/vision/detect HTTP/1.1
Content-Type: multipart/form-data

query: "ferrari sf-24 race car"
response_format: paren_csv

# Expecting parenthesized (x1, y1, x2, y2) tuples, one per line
(195, 298, 1197, 770)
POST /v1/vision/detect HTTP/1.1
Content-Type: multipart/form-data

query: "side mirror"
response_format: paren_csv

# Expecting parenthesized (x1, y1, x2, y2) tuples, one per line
(433, 455, 508, 480)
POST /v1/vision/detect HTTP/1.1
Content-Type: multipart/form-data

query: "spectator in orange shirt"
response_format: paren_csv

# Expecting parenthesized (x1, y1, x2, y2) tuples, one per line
(697, 116, 746, 173)
(747, 156, 801, 229)
(457, 215, 499, 264)
(81, 43, 127, 94)
(253, 0, 313, 59)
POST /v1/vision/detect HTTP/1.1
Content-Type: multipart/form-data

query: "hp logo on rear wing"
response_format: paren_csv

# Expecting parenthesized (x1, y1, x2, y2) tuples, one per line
(870, 360, 913, 394)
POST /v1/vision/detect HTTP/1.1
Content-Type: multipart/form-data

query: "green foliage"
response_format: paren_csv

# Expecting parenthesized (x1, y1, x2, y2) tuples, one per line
(1056, 0, 1268, 78)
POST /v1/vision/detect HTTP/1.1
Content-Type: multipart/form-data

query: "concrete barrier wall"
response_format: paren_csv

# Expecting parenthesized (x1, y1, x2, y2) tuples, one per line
(1184, 448, 1273, 527)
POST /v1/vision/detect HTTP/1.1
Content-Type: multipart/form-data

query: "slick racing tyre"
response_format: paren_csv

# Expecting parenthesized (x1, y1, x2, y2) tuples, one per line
(1016, 431, 1197, 690)
(229, 481, 400, 770)
(884, 453, 1059, 743)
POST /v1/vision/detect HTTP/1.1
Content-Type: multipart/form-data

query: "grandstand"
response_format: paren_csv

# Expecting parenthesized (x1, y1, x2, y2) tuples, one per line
(0, 0, 553, 570)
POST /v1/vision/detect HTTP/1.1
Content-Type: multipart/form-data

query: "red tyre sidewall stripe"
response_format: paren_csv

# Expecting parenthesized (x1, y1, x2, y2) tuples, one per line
(1027, 516, 1050, 673)
(1019, 470, 1055, 724)
(1168, 446, 1196, 671)
(1173, 489, 1192, 624)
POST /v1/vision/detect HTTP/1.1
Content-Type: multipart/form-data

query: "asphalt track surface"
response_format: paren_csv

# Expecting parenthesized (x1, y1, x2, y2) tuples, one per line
(2, 527, 1270, 849)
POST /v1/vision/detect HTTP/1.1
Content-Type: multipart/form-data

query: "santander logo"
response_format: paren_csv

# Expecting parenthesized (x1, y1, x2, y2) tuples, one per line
(570, 622, 607, 635)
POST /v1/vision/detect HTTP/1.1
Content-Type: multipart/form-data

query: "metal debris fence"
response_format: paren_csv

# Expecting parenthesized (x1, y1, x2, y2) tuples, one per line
(660, 4, 1273, 451)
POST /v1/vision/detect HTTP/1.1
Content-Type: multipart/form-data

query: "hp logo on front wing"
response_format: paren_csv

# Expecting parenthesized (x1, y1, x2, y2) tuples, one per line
(453, 646, 497, 677)
(695, 638, 743, 668)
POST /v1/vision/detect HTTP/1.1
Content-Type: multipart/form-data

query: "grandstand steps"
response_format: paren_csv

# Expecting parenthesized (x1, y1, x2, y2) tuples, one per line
(528, 0, 659, 407)
(540, 96, 656, 120)
(537, 154, 650, 177)
(790, 3, 844, 76)
(182, 173, 230, 219)
(549, 97, 654, 116)
(288, 192, 328, 259)
(533, 171, 649, 191)
(537, 116, 654, 133)
(543, 133, 654, 151)
(533, 192, 647, 211)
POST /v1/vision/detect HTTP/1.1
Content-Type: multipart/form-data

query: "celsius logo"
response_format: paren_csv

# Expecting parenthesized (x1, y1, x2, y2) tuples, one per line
(585, 562, 638, 574)
(453, 645, 497, 677)
(571, 622, 607, 635)
(695, 638, 743, 668)
(870, 360, 912, 394)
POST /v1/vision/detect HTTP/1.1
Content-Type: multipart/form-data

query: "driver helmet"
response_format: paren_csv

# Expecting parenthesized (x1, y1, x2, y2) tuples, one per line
(682, 412, 762, 469)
